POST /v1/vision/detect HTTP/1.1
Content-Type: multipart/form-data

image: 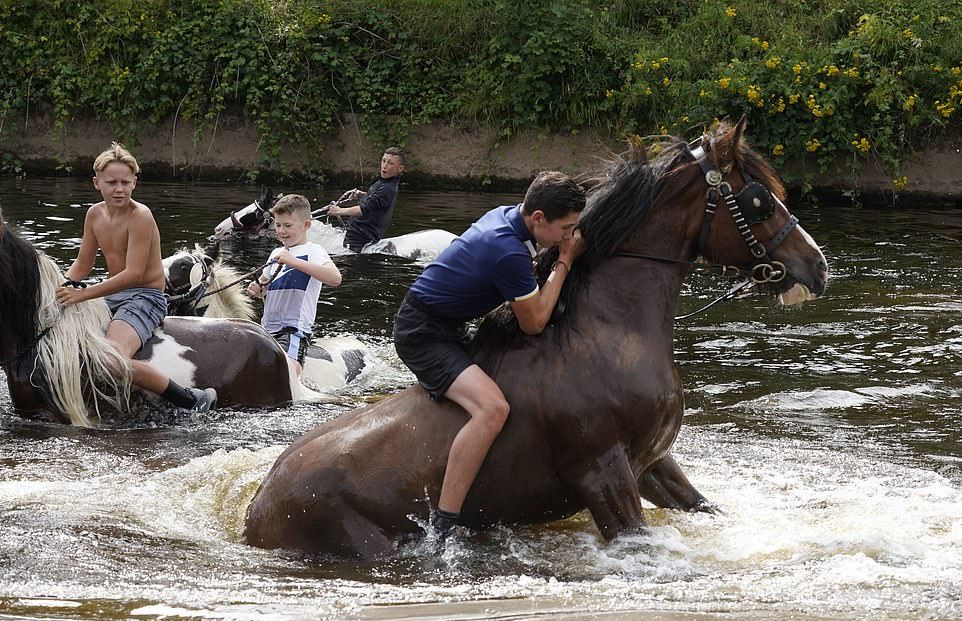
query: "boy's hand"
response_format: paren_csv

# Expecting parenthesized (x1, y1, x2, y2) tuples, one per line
(275, 250, 296, 266)
(558, 229, 585, 264)
(246, 280, 266, 298)
(55, 285, 87, 306)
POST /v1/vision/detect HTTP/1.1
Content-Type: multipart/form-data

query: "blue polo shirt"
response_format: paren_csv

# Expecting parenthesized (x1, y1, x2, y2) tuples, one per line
(410, 204, 538, 322)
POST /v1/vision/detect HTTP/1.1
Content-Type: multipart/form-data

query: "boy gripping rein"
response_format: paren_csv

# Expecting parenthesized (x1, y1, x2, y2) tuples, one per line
(55, 142, 217, 412)
(247, 194, 343, 375)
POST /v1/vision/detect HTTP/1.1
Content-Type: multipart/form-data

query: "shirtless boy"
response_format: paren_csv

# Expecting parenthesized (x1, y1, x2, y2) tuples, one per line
(55, 142, 216, 412)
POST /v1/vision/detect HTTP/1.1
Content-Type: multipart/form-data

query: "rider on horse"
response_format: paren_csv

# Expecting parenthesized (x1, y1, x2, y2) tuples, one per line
(328, 147, 405, 252)
(393, 171, 586, 538)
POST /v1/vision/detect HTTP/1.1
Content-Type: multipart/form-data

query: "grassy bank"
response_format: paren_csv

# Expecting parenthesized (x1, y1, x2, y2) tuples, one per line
(1, 1, 960, 189)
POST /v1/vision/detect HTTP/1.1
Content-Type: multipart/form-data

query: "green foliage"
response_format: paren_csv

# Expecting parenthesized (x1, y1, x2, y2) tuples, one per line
(1, 0, 960, 189)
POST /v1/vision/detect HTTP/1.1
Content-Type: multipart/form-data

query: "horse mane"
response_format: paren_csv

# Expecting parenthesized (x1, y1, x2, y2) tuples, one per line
(469, 136, 691, 353)
(0, 216, 42, 357)
(186, 245, 256, 321)
(469, 119, 783, 355)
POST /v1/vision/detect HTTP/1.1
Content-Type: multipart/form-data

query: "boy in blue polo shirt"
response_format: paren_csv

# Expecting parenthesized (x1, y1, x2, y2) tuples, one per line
(247, 194, 343, 375)
(394, 171, 586, 538)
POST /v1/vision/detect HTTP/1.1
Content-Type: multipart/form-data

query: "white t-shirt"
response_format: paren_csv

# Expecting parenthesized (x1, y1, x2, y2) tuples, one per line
(260, 242, 332, 334)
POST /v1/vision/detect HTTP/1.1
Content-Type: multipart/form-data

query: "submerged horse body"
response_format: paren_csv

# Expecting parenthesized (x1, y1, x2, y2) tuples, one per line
(211, 189, 457, 262)
(244, 120, 830, 558)
(0, 217, 323, 427)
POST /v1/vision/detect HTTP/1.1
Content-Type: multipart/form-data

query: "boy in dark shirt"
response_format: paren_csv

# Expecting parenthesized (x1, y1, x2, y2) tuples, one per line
(329, 147, 405, 252)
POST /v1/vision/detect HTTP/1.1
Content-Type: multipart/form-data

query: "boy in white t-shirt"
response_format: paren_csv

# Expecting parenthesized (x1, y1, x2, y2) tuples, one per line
(247, 194, 342, 374)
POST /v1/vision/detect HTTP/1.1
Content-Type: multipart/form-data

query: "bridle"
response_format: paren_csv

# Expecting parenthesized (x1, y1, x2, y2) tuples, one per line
(611, 136, 802, 319)
(164, 253, 214, 315)
(229, 199, 273, 234)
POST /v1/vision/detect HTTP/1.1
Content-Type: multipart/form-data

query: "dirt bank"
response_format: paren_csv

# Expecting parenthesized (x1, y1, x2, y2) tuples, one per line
(3, 113, 961, 205)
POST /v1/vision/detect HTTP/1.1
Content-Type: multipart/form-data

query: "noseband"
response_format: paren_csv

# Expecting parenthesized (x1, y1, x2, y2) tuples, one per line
(687, 140, 798, 284)
(165, 254, 214, 315)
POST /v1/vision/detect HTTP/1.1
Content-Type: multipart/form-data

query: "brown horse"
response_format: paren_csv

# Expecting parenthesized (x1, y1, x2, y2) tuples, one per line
(244, 119, 830, 557)
(0, 212, 324, 427)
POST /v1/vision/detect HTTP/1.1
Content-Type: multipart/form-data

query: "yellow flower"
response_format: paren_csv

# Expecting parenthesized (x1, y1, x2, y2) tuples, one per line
(805, 138, 821, 152)
(605, 89, 614, 99)
(774, 97, 785, 112)
(819, 82, 827, 90)
(851, 136, 870, 153)
(651, 61, 661, 69)
(645, 87, 653, 95)
(825, 65, 840, 77)
(725, 6, 736, 17)
(660, 57, 669, 63)
(772, 144, 785, 156)
(936, 100, 956, 118)
(746, 85, 763, 107)
(903, 28, 914, 39)
(932, 65, 943, 73)
(843, 67, 859, 78)
(718, 77, 731, 89)
(699, 89, 709, 98)
(793, 64, 802, 75)
(765, 56, 780, 70)
(892, 176, 908, 191)
(788, 93, 800, 104)
(952, 67, 961, 76)
(752, 36, 760, 46)
(903, 94, 918, 111)
(662, 77, 671, 86)
(761, 41, 770, 51)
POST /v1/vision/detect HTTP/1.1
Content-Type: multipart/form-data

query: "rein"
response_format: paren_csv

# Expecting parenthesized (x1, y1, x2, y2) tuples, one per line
(0, 326, 52, 366)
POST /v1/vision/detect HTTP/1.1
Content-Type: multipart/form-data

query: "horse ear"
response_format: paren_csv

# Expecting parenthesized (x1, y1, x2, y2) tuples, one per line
(202, 242, 221, 263)
(712, 116, 747, 172)
(625, 135, 648, 164)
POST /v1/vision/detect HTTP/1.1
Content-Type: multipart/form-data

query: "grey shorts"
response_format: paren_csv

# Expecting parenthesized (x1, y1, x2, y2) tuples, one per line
(393, 291, 472, 401)
(105, 288, 167, 348)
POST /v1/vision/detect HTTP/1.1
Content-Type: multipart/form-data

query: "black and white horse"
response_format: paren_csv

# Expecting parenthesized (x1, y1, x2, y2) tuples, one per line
(162, 245, 369, 392)
(0, 214, 326, 427)
(211, 188, 457, 262)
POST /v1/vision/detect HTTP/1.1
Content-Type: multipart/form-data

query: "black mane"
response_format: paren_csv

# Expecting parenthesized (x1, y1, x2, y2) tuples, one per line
(0, 217, 42, 360)
(470, 137, 693, 351)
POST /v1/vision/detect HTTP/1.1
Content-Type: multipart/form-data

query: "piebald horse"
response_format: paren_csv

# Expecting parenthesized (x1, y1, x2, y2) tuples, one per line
(162, 246, 369, 392)
(0, 215, 324, 427)
(211, 188, 457, 262)
(244, 119, 830, 557)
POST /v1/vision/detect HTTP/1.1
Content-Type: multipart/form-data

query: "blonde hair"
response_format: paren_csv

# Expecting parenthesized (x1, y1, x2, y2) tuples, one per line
(270, 193, 311, 219)
(93, 142, 140, 175)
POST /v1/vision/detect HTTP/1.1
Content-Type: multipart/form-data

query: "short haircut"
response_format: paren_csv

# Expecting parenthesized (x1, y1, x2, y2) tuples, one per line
(383, 146, 405, 165)
(93, 142, 139, 175)
(270, 193, 311, 219)
(521, 171, 586, 221)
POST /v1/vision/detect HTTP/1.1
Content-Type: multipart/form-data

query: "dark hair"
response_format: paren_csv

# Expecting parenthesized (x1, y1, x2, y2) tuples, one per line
(383, 146, 405, 165)
(521, 171, 586, 221)
(270, 194, 311, 218)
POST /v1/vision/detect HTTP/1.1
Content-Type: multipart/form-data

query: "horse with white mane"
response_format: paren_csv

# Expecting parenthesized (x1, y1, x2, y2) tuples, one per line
(0, 214, 324, 427)
(162, 245, 369, 392)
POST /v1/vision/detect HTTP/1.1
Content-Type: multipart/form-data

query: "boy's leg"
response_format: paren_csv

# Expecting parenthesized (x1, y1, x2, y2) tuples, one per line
(106, 319, 216, 411)
(437, 364, 510, 516)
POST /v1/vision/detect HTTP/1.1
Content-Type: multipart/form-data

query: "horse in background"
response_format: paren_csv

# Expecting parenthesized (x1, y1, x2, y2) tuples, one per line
(244, 119, 829, 558)
(0, 212, 326, 427)
(163, 244, 255, 321)
(163, 245, 368, 392)
(211, 188, 457, 262)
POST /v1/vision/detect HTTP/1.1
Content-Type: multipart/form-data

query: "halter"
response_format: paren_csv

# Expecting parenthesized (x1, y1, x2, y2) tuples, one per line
(165, 254, 215, 315)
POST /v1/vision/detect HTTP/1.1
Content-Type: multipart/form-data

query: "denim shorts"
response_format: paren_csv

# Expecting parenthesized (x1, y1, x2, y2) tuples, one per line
(393, 291, 473, 401)
(271, 326, 310, 365)
(105, 287, 167, 348)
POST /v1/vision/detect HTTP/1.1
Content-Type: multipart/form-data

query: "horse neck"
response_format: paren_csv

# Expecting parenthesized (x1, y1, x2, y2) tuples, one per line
(577, 203, 698, 341)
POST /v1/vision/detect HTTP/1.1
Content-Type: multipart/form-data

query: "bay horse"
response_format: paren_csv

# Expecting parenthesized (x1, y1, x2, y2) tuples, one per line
(0, 213, 325, 427)
(244, 119, 830, 558)
(211, 189, 457, 262)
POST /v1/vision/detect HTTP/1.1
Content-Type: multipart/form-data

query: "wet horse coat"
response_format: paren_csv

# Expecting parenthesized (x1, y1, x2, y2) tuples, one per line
(0, 216, 320, 427)
(244, 120, 830, 557)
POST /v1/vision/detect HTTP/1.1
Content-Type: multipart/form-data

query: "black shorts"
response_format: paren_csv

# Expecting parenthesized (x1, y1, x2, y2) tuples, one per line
(271, 327, 310, 366)
(394, 291, 473, 401)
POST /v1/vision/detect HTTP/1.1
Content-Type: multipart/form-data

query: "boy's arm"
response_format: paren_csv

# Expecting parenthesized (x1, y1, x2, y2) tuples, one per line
(58, 209, 156, 305)
(63, 207, 100, 281)
(275, 250, 342, 287)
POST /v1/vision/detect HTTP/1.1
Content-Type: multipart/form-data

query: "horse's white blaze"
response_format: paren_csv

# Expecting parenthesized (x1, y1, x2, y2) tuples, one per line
(142, 327, 198, 391)
(795, 223, 827, 268)
(212, 216, 234, 239)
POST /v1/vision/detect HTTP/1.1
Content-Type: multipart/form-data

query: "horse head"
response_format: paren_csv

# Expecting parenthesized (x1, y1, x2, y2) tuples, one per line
(162, 247, 215, 316)
(212, 188, 277, 239)
(576, 118, 827, 310)
(0, 211, 43, 365)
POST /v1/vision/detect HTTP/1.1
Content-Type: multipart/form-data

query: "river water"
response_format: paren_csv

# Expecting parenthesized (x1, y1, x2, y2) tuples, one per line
(1, 177, 960, 620)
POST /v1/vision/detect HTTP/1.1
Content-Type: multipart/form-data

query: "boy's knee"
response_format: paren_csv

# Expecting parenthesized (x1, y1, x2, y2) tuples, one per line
(481, 398, 510, 433)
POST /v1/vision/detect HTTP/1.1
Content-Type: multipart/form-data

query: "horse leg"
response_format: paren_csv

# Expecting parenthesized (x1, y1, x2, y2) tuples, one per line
(566, 444, 647, 540)
(637, 453, 718, 513)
